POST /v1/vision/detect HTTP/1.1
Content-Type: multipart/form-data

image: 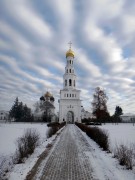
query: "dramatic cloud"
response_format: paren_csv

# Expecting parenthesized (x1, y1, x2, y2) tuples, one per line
(0, 0, 135, 115)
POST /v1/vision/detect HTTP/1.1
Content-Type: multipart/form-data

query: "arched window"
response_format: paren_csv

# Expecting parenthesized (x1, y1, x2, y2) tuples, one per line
(65, 80, 67, 86)
(67, 94, 68, 97)
(74, 80, 75, 87)
(70, 69, 71, 73)
(69, 79, 72, 86)
(70, 60, 71, 64)
(70, 94, 71, 97)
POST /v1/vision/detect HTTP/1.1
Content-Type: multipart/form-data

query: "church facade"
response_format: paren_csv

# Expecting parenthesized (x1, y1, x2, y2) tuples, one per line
(34, 91, 56, 122)
(59, 45, 81, 123)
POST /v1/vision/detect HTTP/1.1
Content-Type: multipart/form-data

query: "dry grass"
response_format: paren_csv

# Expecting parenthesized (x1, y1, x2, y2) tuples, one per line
(13, 129, 40, 164)
(114, 143, 135, 170)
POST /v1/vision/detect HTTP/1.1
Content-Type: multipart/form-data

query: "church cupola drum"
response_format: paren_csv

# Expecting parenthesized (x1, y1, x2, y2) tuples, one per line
(59, 42, 81, 123)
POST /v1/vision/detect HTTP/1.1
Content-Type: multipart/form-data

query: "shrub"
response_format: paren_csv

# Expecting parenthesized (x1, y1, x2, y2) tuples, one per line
(75, 122, 109, 151)
(86, 127, 109, 151)
(75, 122, 89, 132)
(114, 144, 134, 170)
(84, 122, 102, 125)
(14, 129, 40, 164)
(47, 126, 59, 138)
(47, 122, 66, 138)
(47, 122, 60, 127)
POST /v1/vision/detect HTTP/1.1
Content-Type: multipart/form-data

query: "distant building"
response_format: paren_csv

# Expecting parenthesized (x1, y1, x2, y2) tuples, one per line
(81, 106, 93, 120)
(34, 91, 57, 122)
(120, 114, 135, 122)
(0, 110, 9, 121)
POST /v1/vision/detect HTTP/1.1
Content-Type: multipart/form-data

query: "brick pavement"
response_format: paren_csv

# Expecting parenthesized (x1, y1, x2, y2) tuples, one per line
(39, 124, 95, 180)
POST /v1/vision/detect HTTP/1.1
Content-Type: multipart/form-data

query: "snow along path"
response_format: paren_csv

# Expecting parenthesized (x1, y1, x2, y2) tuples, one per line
(34, 124, 135, 180)
(33, 124, 94, 180)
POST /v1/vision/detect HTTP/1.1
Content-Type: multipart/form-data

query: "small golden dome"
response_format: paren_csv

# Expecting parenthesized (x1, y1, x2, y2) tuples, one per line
(66, 49, 75, 58)
(44, 91, 52, 97)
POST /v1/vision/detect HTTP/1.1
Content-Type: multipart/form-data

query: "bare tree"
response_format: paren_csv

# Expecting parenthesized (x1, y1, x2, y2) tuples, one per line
(34, 100, 53, 122)
(91, 87, 109, 123)
(33, 102, 40, 113)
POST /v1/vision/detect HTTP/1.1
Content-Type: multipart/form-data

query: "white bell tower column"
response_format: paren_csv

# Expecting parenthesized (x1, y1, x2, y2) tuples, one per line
(59, 42, 81, 123)
(63, 42, 76, 90)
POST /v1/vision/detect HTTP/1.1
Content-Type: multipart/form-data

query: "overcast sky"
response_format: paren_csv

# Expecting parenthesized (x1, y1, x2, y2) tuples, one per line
(0, 0, 135, 115)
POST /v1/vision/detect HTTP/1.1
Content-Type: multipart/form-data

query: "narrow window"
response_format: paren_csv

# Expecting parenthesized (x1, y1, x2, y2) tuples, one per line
(69, 79, 72, 86)
(67, 69, 68, 73)
(74, 80, 75, 87)
(70, 94, 71, 97)
(65, 80, 67, 86)
(72, 94, 74, 97)
(70, 60, 71, 64)
(67, 94, 68, 97)
(70, 69, 71, 73)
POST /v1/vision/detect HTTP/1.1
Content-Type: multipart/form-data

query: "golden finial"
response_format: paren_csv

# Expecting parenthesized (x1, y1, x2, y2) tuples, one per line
(66, 41, 74, 58)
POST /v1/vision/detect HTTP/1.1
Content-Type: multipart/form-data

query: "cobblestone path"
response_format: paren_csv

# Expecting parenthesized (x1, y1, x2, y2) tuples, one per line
(38, 124, 95, 180)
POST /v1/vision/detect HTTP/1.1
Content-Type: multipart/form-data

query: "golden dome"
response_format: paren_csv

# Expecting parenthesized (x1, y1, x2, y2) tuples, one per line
(44, 91, 52, 97)
(66, 49, 75, 58)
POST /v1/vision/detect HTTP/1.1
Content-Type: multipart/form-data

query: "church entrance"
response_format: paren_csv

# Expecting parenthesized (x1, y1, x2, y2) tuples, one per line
(66, 111, 74, 124)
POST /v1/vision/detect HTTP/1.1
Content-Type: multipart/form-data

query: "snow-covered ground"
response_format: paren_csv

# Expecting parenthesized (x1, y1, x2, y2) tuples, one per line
(0, 123, 135, 179)
(98, 123, 135, 151)
(0, 122, 48, 156)
(79, 126, 135, 180)
(15, 124, 135, 180)
(0, 122, 49, 179)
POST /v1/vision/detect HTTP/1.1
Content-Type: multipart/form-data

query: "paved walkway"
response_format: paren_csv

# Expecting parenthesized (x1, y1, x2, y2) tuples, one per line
(39, 124, 95, 180)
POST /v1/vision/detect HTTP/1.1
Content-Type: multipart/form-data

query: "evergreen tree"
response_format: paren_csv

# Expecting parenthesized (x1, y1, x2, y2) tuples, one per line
(23, 104, 33, 122)
(114, 106, 123, 116)
(9, 97, 33, 122)
(18, 102, 23, 121)
(113, 106, 123, 123)
(9, 97, 20, 121)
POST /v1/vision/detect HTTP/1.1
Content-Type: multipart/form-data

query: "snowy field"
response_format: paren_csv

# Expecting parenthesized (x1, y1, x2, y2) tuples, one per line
(98, 123, 135, 151)
(0, 123, 135, 179)
(0, 122, 48, 156)
(0, 122, 135, 157)
(1, 123, 134, 157)
(0, 122, 49, 179)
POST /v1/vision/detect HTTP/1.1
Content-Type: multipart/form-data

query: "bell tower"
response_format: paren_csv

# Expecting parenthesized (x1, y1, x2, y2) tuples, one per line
(59, 42, 81, 123)
(64, 41, 76, 90)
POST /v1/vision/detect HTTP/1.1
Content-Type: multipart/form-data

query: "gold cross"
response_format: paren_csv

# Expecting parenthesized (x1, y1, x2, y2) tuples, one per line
(68, 41, 72, 49)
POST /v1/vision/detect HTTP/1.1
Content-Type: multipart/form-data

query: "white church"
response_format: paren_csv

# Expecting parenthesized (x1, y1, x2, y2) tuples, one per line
(59, 44, 82, 123)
